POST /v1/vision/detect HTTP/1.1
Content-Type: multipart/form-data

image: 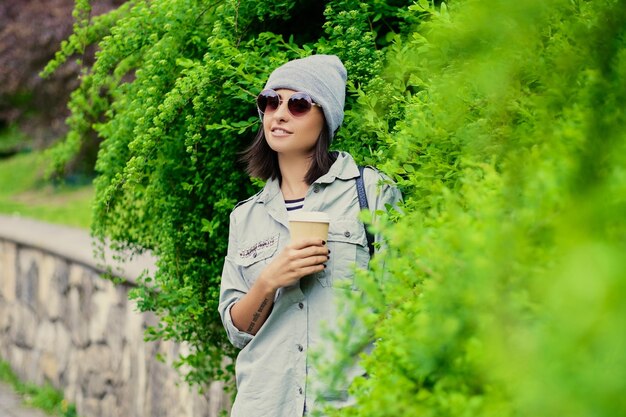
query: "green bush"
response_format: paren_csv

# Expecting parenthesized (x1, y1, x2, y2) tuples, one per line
(47, 0, 625, 414)
(319, 0, 626, 415)
(44, 0, 417, 387)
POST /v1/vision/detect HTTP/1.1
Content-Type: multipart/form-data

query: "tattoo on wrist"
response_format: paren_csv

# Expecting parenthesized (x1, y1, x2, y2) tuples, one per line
(247, 298, 270, 332)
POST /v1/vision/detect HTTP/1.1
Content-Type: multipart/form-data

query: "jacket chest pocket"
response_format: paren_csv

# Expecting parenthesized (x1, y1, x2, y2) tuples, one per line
(324, 219, 369, 290)
(235, 234, 280, 288)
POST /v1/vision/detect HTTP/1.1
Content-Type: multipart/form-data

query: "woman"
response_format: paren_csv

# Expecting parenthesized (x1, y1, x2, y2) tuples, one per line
(218, 54, 402, 416)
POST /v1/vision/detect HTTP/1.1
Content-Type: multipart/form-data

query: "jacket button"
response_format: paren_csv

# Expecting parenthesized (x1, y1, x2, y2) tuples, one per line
(313, 185, 320, 193)
(298, 302, 304, 309)
(297, 344, 304, 352)
(344, 231, 351, 238)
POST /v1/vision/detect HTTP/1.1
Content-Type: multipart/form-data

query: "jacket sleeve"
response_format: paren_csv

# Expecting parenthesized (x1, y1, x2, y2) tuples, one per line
(218, 210, 254, 349)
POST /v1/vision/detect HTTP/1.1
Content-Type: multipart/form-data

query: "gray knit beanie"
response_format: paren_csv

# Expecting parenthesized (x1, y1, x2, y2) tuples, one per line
(264, 54, 347, 140)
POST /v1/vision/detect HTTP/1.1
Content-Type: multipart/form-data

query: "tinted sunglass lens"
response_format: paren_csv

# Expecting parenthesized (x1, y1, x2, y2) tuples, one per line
(257, 90, 315, 116)
(256, 95, 266, 113)
(288, 94, 312, 116)
(257, 90, 279, 113)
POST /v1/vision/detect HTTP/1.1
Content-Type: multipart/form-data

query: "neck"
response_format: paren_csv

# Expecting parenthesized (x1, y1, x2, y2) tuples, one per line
(278, 153, 311, 200)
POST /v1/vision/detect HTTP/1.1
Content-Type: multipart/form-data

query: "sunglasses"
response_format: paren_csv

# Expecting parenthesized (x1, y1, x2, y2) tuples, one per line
(256, 89, 322, 117)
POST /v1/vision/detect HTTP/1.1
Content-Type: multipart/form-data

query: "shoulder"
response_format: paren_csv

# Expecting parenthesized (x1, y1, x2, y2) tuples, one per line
(360, 164, 394, 188)
(331, 151, 402, 203)
(336, 151, 388, 181)
(229, 191, 265, 232)
(359, 164, 403, 208)
(231, 189, 263, 216)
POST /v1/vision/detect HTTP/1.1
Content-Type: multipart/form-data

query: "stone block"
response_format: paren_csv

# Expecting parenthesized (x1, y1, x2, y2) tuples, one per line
(208, 380, 231, 416)
(148, 352, 181, 417)
(34, 321, 72, 385)
(119, 339, 148, 417)
(68, 263, 84, 287)
(7, 345, 24, 377)
(10, 303, 37, 349)
(100, 393, 120, 417)
(39, 352, 59, 386)
(34, 320, 56, 352)
(105, 306, 125, 374)
(67, 286, 90, 347)
(16, 247, 41, 308)
(85, 370, 116, 400)
(124, 298, 146, 347)
(169, 370, 215, 417)
(9, 345, 42, 385)
(71, 388, 85, 417)
(81, 397, 100, 417)
(89, 284, 116, 344)
(66, 265, 101, 348)
(79, 344, 113, 376)
(0, 240, 17, 302)
(54, 323, 72, 373)
(0, 302, 12, 334)
(38, 254, 69, 320)
(63, 348, 80, 401)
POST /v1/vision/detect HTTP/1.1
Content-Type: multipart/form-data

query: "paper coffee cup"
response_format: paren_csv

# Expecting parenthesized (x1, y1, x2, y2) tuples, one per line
(288, 211, 330, 242)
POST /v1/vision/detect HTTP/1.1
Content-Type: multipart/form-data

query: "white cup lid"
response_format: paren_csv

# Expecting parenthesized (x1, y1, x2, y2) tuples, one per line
(288, 211, 330, 223)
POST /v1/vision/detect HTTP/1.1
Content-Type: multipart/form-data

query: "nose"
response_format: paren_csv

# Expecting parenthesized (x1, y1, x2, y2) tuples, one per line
(272, 97, 291, 120)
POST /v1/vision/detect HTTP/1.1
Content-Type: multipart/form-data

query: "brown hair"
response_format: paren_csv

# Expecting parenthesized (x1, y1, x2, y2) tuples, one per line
(241, 125, 336, 185)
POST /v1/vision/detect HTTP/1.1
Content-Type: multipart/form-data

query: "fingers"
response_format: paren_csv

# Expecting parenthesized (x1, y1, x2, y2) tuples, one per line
(295, 244, 329, 259)
(290, 238, 326, 250)
(284, 248, 329, 272)
(279, 247, 328, 278)
(294, 254, 329, 269)
(299, 263, 326, 277)
(287, 239, 328, 257)
(267, 242, 330, 288)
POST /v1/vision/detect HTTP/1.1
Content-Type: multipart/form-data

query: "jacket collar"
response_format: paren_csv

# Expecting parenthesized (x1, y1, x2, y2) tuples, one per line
(258, 151, 360, 204)
(316, 151, 360, 184)
(260, 177, 282, 205)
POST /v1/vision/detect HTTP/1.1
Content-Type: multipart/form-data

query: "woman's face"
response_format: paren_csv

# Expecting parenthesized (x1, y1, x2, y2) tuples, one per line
(263, 89, 325, 157)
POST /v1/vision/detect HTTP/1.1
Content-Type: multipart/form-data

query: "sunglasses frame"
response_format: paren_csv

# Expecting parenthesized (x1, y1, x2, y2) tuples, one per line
(256, 89, 322, 117)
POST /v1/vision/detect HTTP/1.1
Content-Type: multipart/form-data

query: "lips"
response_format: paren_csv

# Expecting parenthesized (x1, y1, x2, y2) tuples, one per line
(270, 126, 293, 136)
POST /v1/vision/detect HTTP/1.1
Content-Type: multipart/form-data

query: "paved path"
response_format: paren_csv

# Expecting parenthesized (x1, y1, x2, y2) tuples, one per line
(0, 382, 50, 417)
(0, 213, 156, 282)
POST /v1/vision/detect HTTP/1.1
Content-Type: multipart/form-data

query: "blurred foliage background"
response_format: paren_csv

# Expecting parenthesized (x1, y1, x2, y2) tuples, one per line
(37, 0, 422, 388)
(0, 0, 124, 172)
(322, 0, 626, 416)
(2, 0, 624, 415)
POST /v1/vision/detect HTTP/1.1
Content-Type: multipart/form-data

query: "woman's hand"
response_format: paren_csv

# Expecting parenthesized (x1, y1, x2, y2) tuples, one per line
(259, 238, 329, 290)
(231, 238, 329, 335)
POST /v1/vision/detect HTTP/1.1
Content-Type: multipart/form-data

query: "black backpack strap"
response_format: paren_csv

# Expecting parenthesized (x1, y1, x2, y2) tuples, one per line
(356, 165, 375, 258)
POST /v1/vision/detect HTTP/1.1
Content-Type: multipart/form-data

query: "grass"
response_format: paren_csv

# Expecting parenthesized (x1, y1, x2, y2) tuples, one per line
(0, 124, 28, 154)
(0, 359, 78, 417)
(0, 150, 93, 229)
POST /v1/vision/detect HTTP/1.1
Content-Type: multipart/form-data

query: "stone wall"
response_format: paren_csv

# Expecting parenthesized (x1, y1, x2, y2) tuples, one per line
(0, 216, 231, 417)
